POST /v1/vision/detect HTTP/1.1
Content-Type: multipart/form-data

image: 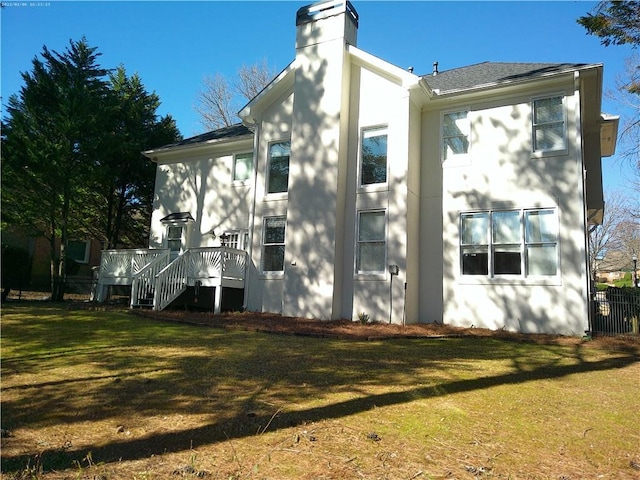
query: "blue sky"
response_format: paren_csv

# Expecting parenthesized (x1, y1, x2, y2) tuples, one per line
(1, 1, 636, 190)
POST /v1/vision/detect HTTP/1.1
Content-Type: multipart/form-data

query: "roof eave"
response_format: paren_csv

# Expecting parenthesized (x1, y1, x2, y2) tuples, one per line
(239, 60, 297, 125)
(426, 63, 603, 99)
(600, 113, 620, 157)
(347, 45, 420, 88)
(143, 133, 254, 161)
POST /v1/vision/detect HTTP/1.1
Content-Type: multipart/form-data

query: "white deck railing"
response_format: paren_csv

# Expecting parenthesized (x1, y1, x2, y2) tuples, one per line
(99, 249, 170, 282)
(152, 247, 247, 311)
(97, 247, 247, 310)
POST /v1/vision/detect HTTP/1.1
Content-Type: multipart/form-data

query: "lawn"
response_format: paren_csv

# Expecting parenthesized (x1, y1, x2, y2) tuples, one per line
(1, 304, 639, 479)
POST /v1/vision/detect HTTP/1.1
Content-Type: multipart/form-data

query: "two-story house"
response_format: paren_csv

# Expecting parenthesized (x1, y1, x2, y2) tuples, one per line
(96, 0, 618, 336)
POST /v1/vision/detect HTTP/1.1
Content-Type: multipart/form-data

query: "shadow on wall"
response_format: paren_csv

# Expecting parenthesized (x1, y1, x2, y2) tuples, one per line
(443, 101, 588, 335)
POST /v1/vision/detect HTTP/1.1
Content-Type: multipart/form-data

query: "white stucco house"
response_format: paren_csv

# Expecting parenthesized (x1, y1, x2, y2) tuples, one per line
(96, 0, 619, 336)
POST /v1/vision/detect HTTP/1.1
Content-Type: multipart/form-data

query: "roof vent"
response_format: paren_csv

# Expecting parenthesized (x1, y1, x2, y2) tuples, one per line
(433, 62, 439, 76)
(408, 66, 414, 73)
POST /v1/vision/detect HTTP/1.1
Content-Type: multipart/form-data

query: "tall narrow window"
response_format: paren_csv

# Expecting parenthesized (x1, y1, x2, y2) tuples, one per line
(356, 210, 386, 273)
(267, 141, 290, 194)
(167, 226, 183, 253)
(360, 127, 388, 186)
(442, 111, 469, 160)
(262, 216, 286, 272)
(461, 212, 489, 275)
(492, 211, 522, 275)
(532, 96, 565, 152)
(525, 209, 558, 275)
(233, 152, 253, 182)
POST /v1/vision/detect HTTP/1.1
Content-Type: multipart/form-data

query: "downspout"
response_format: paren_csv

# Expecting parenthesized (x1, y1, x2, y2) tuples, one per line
(243, 122, 261, 311)
(574, 70, 592, 335)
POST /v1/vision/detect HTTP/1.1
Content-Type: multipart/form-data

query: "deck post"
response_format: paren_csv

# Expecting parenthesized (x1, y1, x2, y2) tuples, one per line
(214, 284, 222, 314)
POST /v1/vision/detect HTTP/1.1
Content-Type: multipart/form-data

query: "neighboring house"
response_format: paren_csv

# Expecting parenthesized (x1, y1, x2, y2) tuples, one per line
(2, 228, 102, 293)
(96, 0, 618, 336)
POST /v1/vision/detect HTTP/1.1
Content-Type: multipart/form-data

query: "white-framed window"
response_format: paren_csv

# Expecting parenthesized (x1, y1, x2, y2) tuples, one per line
(166, 225, 184, 253)
(532, 95, 566, 153)
(266, 141, 290, 194)
(442, 110, 469, 161)
(356, 210, 387, 274)
(360, 126, 388, 187)
(67, 239, 90, 264)
(160, 212, 194, 257)
(262, 216, 286, 272)
(222, 230, 249, 250)
(460, 207, 558, 278)
(232, 152, 253, 183)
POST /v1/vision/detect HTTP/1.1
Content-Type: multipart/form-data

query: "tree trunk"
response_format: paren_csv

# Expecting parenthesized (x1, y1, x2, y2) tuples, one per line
(53, 182, 71, 302)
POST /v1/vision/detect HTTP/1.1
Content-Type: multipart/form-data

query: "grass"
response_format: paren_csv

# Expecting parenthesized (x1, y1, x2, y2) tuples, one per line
(1, 304, 639, 479)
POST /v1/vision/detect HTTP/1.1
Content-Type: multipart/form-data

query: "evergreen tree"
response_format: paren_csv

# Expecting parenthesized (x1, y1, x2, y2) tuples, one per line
(2, 40, 181, 300)
(82, 66, 181, 249)
(2, 38, 111, 300)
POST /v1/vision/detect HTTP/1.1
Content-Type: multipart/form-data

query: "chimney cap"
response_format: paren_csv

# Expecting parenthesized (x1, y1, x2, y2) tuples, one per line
(296, 0, 359, 27)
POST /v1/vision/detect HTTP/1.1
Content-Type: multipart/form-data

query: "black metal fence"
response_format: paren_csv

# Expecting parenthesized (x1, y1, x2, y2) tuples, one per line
(591, 288, 640, 336)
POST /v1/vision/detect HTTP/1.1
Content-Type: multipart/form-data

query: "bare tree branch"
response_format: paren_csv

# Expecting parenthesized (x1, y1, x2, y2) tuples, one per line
(591, 190, 640, 277)
(194, 73, 236, 131)
(194, 59, 277, 132)
(234, 59, 276, 100)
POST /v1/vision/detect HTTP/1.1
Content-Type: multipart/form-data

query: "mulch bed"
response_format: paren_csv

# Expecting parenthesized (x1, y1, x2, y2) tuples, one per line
(134, 309, 597, 346)
(4, 289, 638, 350)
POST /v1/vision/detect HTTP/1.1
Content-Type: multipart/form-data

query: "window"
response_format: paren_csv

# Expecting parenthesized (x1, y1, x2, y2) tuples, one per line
(532, 96, 565, 153)
(525, 210, 559, 275)
(356, 210, 386, 274)
(167, 226, 183, 252)
(360, 127, 388, 186)
(442, 111, 469, 161)
(262, 216, 286, 272)
(160, 212, 193, 255)
(223, 230, 249, 250)
(233, 152, 253, 182)
(267, 141, 290, 194)
(461, 208, 558, 277)
(67, 240, 90, 264)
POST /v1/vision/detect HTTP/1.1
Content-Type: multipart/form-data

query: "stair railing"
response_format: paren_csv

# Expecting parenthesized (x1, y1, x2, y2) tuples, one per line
(153, 250, 191, 311)
(130, 250, 170, 307)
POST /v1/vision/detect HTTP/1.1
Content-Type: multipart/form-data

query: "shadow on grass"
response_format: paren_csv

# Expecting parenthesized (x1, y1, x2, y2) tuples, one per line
(2, 304, 639, 474)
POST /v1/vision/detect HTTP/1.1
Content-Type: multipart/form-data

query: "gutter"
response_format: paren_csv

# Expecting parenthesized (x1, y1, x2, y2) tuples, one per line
(143, 133, 254, 161)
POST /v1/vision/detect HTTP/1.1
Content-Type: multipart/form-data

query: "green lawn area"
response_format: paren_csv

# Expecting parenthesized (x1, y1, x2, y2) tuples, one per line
(1, 304, 639, 479)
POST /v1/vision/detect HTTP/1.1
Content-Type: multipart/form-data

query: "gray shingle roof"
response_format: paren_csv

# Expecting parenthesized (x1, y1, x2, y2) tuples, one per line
(160, 212, 194, 222)
(165, 123, 253, 148)
(422, 62, 589, 94)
